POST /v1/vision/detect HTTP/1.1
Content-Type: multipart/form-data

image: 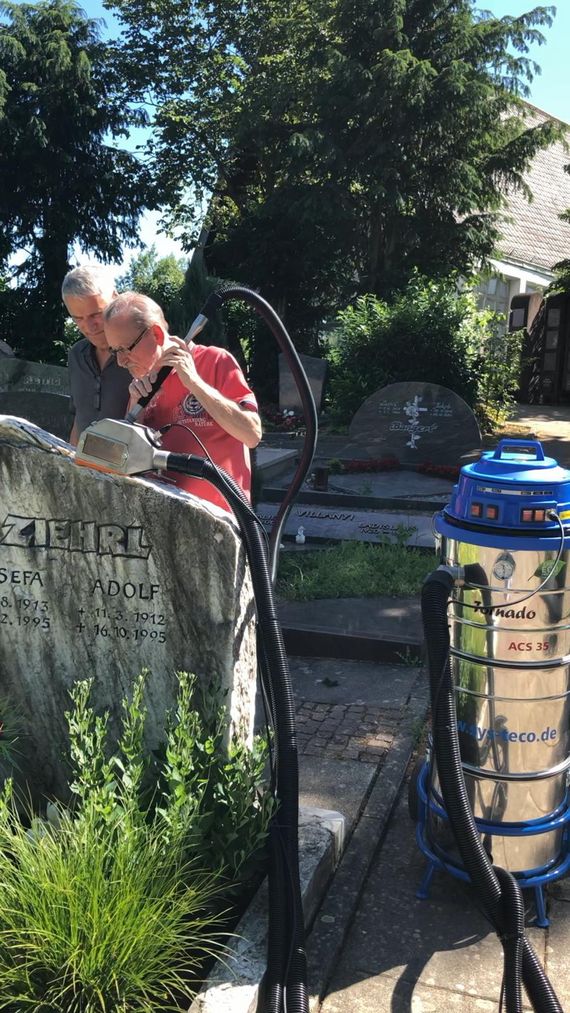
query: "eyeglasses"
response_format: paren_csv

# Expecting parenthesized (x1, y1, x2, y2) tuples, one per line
(109, 324, 149, 359)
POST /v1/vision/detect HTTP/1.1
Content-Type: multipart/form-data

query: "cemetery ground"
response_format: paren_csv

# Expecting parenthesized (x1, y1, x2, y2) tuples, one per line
(2, 393, 570, 1009)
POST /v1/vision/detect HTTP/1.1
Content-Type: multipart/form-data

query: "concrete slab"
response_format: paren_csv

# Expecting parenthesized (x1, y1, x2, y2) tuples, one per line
(289, 657, 421, 708)
(305, 673, 430, 1008)
(280, 596, 424, 662)
(320, 973, 528, 1012)
(321, 789, 552, 1013)
(299, 754, 377, 827)
(189, 807, 344, 1013)
(542, 897, 570, 1010)
(254, 446, 297, 482)
(270, 467, 454, 501)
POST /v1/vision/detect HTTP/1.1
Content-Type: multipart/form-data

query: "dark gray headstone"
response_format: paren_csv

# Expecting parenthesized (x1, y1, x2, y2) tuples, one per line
(279, 353, 327, 413)
(0, 340, 14, 357)
(0, 358, 70, 441)
(349, 381, 481, 465)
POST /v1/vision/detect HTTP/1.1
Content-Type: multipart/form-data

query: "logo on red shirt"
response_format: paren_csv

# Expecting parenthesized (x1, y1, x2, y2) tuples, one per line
(182, 393, 205, 417)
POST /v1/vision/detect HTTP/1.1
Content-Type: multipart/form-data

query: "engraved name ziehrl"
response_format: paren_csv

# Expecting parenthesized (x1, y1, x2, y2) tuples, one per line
(0, 515, 152, 559)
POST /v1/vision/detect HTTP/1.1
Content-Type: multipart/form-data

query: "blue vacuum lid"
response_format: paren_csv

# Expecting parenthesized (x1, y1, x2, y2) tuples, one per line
(443, 439, 570, 533)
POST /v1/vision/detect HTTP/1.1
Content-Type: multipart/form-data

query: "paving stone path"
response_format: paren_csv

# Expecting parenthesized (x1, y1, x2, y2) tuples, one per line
(295, 701, 401, 763)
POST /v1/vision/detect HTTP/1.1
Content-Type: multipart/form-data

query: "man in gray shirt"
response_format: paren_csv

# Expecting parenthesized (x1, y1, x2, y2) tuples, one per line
(62, 265, 131, 444)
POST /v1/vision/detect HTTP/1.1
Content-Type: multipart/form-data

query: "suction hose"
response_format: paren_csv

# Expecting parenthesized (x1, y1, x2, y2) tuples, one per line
(166, 452, 308, 1013)
(422, 568, 562, 1013)
(196, 286, 318, 585)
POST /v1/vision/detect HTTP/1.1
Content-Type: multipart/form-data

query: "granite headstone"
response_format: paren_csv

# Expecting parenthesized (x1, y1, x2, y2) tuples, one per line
(349, 381, 481, 465)
(279, 353, 327, 414)
(255, 500, 435, 547)
(0, 358, 70, 441)
(0, 416, 257, 798)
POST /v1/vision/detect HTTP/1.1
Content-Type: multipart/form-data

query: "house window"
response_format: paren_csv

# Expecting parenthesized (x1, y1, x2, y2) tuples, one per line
(475, 275, 510, 317)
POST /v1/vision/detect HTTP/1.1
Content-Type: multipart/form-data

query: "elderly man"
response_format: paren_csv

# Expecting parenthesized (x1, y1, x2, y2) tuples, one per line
(103, 291, 261, 511)
(62, 265, 131, 445)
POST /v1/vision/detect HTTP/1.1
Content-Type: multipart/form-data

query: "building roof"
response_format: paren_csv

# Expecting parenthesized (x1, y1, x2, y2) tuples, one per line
(496, 104, 570, 274)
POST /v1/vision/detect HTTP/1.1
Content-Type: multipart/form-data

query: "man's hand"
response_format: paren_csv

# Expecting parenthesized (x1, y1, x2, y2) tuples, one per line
(128, 338, 199, 402)
(128, 371, 158, 403)
(158, 336, 200, 391)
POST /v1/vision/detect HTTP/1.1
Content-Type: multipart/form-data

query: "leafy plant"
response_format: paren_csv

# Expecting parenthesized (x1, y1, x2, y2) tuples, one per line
(472, 321, 524, 432)
(326, 276, 523, 433)
(277, 540, 435, 601)
(0, 672, 274, 1011)
(156, 673, 275, 880)
(326, 279, 480, 422)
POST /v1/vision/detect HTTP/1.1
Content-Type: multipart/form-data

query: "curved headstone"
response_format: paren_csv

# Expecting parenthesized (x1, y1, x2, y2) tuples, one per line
(349, 381, 481, 465)
(0, 416, 256, 797)
(0, 358, 70, 440)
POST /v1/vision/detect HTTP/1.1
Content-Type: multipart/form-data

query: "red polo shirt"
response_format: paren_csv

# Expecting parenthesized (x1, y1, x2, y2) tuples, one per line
(139, 342, 258, 512)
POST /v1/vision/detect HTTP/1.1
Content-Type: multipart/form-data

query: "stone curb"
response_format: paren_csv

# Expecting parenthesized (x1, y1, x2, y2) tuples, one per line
(305, 674, 430, 1011)
(281, 624, 423, 664)
(189, 807, 346, 1013)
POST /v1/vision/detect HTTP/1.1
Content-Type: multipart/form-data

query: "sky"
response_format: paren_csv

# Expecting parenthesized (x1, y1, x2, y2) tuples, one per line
(486, 2, 570, 123)
(22, 1, 570, 270)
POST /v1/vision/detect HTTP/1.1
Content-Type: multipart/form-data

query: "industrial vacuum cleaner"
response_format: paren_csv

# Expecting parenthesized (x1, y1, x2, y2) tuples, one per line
(414, 438, 570, 1012)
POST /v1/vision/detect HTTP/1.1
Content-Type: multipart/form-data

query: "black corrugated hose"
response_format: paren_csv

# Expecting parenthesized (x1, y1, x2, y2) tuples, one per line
(495, 866, 525, 1013)
(422, 568, 563, 1013)
(198, 286, 319, 585)
(167, 452, 308, 1013)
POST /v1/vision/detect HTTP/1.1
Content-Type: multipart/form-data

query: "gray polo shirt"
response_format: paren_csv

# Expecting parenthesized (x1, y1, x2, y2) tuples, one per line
(68, 338, 131, 435)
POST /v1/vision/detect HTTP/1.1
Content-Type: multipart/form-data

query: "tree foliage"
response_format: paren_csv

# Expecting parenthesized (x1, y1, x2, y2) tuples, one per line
(108, 0, 559, 361)
(118, 245, 188, 333)
(0, 0, 151, 359)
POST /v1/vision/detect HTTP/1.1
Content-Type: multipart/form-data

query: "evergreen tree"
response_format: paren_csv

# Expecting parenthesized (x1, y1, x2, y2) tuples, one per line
(0, 0, 151, 359)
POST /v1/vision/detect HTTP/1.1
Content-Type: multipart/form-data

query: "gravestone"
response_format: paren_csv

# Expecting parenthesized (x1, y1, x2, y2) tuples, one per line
(279, 353, 327, 414)
(0, 340, 14, 357)
(0, 358, 70, 441)
(0, 416, 257, 798)
(349, 381, 481, 465)
(256, 501, 435, 547)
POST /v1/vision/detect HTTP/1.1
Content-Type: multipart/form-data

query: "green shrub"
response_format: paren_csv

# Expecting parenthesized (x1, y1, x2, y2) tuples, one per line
(472, 322, 523, 432)
(326, 275, 522, 432)
(0, 672, 274, 1011)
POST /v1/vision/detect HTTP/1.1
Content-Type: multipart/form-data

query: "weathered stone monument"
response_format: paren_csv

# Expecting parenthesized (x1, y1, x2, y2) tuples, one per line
(0, 358, 70, 440)
(349, 380, 481, 465)
(0, 416, 256, 798)
(279, 353, 327, 414)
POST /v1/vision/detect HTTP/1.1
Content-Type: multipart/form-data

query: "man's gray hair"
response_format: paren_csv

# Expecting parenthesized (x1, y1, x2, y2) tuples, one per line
(103, 291, 168, 332)
(61, 264, 117, 303)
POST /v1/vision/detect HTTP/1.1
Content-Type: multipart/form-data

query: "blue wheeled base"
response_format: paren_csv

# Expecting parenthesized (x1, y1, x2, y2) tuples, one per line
(413, 762, 570, 928)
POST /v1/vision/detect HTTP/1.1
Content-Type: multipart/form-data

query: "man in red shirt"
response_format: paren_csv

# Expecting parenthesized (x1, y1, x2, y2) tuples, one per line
(102, 292, 262, 512)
